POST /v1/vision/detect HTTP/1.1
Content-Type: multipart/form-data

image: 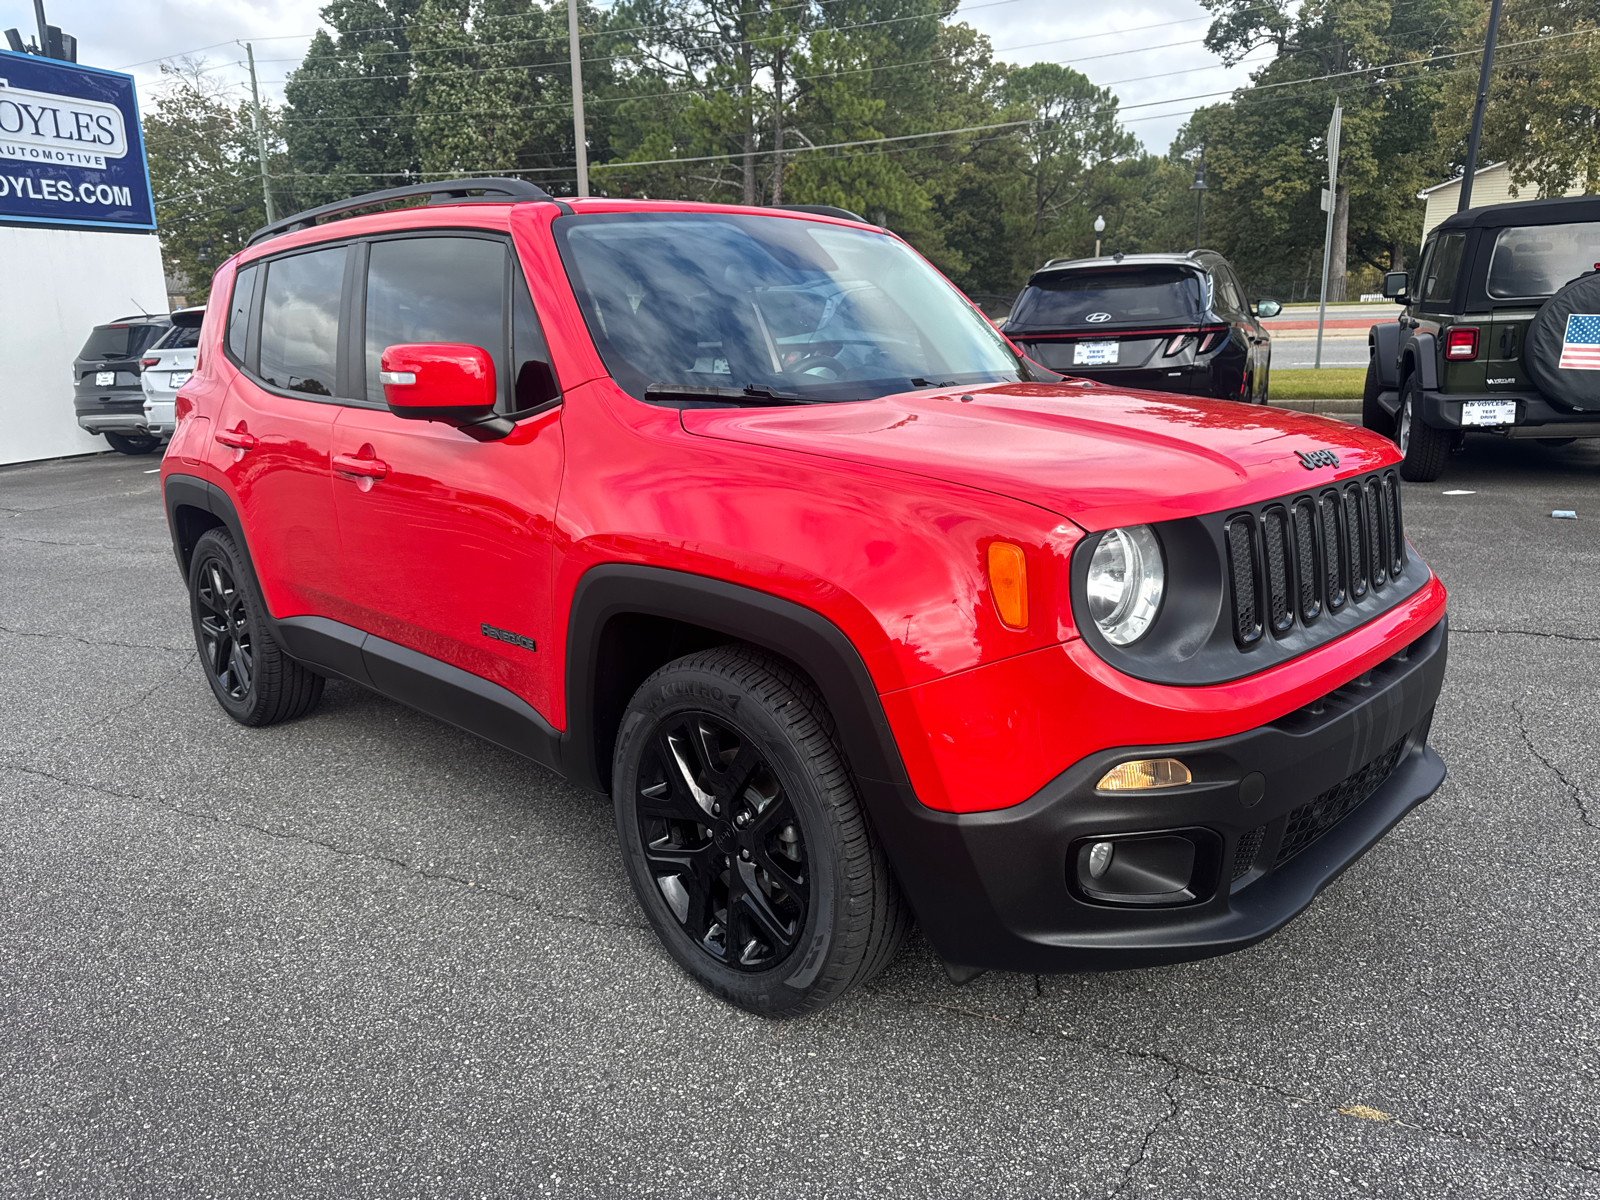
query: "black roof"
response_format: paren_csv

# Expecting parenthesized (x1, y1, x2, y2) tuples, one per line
(1435, 193, 1600, 232)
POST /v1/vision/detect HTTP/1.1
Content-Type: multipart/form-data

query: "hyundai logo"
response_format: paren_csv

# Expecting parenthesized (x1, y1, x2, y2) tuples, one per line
(1295, 449, 1340, 470)
(1085, 312, 1113, 323)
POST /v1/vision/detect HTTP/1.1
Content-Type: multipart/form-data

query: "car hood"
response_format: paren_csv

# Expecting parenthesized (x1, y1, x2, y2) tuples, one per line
(679, 382, 1396, 530)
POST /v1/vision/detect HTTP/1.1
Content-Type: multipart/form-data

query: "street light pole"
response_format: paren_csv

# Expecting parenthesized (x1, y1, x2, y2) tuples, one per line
(1093, 214, 1105, 257)
(244, 44, 276, 224)
(566, 0, 590, 197)
(1189, 146, 1208, 251)
(1314, 104, 1343, 370)
(1458, 0, 1504, 213)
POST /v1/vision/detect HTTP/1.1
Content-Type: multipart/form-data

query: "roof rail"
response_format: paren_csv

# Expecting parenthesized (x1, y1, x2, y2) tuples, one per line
(247, 177, 557, 247)
(771, 203, 868, 223)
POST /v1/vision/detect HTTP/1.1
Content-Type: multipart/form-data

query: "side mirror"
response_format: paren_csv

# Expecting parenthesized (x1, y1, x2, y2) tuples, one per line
(1253, 298, 1282, 319)
(380, 343, 511, 441)
(1383, 271, 1409, 301)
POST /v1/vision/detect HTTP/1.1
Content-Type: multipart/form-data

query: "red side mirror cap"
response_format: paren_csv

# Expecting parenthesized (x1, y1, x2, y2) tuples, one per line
(379, 343, 497, 425)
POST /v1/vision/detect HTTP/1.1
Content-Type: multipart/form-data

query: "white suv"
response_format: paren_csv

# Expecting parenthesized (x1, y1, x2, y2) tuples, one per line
(139, 308, 204, 439)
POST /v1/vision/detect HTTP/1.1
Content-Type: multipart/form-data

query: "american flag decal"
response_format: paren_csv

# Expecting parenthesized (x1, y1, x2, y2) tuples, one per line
(1559, 314, 1600, 370)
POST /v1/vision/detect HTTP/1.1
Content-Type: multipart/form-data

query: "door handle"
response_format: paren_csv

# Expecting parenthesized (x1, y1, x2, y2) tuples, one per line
(333, 450, 389, 480)
(215, 426, 258, 450)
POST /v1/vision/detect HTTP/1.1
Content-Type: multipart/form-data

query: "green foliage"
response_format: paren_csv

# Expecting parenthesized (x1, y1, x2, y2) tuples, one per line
(143, 0, 1500, 307)
(1435, 2, 1600, 196)
(144, 63, 288, 303)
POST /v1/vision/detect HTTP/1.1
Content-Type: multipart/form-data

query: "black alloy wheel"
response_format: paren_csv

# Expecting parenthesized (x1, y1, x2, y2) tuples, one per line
(186, 528, 325, 726)
(635, 712, 809, 971)
(196, 554, 254, 702)
(612, 646, 908, 1015)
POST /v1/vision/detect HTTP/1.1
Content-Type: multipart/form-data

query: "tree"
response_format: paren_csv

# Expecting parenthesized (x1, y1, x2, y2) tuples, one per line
(1435, 2, 1600, 196)
(145, 61, 287, 302)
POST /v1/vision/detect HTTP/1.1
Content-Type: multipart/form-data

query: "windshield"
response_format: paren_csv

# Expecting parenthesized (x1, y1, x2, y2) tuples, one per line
(155, 323, 202, 350)
(1007, 267, 1204, 329)
(553, 212, 1029, 402)
(1486, 222, 1600, 299)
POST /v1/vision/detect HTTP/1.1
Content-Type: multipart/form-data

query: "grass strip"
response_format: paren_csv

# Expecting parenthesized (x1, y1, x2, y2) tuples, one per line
(1271, 368, 1365, 400)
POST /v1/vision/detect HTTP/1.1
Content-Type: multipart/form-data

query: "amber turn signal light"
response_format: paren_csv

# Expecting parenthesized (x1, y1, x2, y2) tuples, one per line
(986, 541, 1029, 629)
(1096, 758, 1192, 792)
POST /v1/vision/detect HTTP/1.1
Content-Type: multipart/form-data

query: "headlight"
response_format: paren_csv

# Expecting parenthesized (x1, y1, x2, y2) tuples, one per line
(1086, 525, 1164, 645)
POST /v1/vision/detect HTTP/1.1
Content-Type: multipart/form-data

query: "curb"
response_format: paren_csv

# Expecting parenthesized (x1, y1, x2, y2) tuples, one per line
(1268, 398, 1361, 414)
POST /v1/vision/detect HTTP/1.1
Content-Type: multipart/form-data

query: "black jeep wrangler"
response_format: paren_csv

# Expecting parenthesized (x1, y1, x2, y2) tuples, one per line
(1366, 195, 1600, 481)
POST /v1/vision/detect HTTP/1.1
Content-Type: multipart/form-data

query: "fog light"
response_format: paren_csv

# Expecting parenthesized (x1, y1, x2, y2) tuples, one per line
(1088, 840, 1114, 879)
(1096, 758, 1192, 792)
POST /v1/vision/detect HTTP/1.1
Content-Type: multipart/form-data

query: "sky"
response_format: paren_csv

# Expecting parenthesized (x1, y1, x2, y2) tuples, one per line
(8, 0, 1274, 156)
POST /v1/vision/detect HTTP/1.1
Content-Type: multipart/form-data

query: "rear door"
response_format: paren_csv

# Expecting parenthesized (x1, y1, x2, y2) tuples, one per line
(213, 248, 346, 620)
(329, 232, 565, 719)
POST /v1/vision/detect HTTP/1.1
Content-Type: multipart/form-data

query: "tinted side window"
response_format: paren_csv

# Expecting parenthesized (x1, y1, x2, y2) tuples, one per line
(1421, 233, 1465, 305)
(260, 247, 346, 396)
(365, 237, 507, 406)
(227, 264, 257, 362)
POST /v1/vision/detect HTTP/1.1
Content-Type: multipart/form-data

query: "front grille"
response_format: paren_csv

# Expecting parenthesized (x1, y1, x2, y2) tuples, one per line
(1227, 470, 1405, 647)
(1232, 825, 1265, 880)
(1274, 736, 1409, 867)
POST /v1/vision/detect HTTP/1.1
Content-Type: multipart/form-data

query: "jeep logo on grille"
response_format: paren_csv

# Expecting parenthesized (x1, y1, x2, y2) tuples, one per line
(1085, 312, 1112, 323)
(1296, 449, 1339, 470)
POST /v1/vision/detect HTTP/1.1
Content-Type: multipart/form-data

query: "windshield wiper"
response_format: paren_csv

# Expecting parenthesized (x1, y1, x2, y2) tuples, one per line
(645, 383, 822, 407)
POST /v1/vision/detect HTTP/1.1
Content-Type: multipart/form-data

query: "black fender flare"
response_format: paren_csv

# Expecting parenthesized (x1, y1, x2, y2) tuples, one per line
(1400, 332, 1439, 393)
(163, 472, 250, 582)
(562, 563, 911, 796)
(1369, 320, 1403, 390)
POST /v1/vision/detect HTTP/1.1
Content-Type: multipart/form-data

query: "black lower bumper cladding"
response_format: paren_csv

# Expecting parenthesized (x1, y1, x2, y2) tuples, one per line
(887, 616, 1449, 974)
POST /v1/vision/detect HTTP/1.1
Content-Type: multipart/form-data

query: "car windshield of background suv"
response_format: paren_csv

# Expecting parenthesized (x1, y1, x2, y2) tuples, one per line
(1007, 267, 1204, 329)
(553, 212, 1031, 403)
(1486, 222, 1600, 299)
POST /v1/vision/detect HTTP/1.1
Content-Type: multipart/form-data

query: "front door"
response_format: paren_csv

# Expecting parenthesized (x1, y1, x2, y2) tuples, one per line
(329, 233, 565, 720)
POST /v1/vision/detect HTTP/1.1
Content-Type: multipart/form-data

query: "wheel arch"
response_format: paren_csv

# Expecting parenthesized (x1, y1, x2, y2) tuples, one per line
(1399, 332, 1440, 394)
(1369, 320, 1403, 390)
(562, 564, 913, 800)
(163, 473, 246, 582)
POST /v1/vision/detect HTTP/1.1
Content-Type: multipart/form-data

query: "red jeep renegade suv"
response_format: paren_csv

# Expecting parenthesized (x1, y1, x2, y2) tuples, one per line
(161, 179, 1449, 1015)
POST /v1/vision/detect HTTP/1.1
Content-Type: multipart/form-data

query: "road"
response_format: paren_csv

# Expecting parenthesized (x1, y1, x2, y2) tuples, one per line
(1262, 303, 1390, 370)
(2, 446, 1598, 1198)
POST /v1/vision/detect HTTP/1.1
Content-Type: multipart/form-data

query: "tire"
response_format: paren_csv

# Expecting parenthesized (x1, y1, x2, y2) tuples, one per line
(1396, 377, 1451, 482)
(612, 645, 909, 1016)
(188, 528, 324, 726)
(1362, 359, 1395, 437)
(105, 431, 161, 455)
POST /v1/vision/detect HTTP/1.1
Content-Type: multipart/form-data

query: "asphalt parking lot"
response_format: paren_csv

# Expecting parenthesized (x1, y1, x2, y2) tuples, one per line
(3, 441, 1598, 1198)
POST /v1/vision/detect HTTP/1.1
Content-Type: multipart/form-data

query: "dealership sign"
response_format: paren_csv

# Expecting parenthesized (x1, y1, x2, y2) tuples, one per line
(0, 49, 154, 231)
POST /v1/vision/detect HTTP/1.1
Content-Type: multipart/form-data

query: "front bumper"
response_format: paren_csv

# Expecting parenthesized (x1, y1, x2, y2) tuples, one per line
(881, 615, 1448, 973)
(1419, 390, 1600, 437)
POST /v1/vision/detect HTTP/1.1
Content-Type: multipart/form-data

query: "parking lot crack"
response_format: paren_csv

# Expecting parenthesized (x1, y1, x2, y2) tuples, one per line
(1512, 696, 1598, 831)
(1107, 1064, 1180, 1198)
(1454, 627, 1600, 645)
(0, 762, 649, 933)
(0, 623, 190, 655)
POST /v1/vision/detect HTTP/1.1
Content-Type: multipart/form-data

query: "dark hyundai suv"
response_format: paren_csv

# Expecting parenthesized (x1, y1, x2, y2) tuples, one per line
(1001, 251, 1280, 403)
(73, 313, 171, 454)
(1366, 195, 1600, 480)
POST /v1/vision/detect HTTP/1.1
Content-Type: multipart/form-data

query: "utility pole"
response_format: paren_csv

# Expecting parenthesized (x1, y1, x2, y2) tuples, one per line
(1458, 0, 1505, 213)
(1314, 104, 1343, 370)
(1189, 146, 1207, 251)
(566, 0, 590, 197)
(244, 44, 276, 224)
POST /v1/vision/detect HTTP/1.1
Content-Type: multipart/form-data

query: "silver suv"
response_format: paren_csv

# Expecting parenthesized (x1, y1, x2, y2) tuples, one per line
(139, 308, 204, 440)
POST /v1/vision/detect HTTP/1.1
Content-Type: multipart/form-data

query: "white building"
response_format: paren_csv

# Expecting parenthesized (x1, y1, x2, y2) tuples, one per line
(1418, 162, 1586, 237)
